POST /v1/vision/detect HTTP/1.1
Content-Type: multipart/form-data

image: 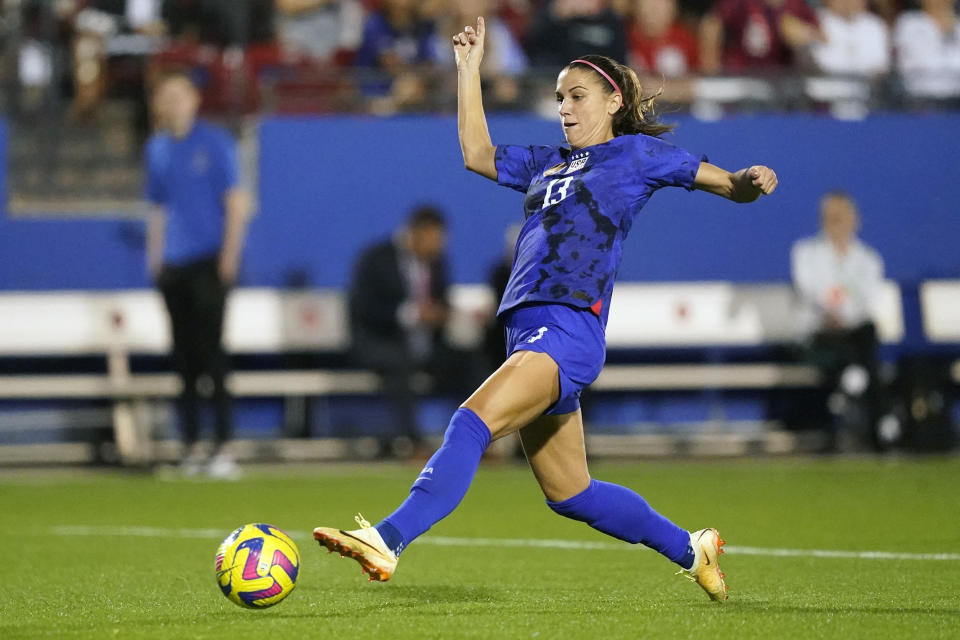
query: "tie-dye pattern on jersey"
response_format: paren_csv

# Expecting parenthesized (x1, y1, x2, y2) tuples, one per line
(495, 134, 705, 326)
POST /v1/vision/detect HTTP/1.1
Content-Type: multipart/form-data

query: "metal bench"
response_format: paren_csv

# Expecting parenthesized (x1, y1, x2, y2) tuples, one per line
(0, 281, 906, 464)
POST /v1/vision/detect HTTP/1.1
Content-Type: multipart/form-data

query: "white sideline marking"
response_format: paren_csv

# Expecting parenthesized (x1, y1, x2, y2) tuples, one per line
(48, 525, 960, 562)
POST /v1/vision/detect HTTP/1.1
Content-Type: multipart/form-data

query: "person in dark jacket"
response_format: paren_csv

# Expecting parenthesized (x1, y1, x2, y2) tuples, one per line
(348, 205, 465, 452)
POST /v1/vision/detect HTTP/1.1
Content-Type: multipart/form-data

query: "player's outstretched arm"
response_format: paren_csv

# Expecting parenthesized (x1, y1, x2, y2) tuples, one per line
(693, 162, 778, 203)
(455, 17, 496, 180)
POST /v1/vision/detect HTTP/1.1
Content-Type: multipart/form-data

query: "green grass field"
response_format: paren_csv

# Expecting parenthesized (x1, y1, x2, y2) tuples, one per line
(3, 456, 959, 639)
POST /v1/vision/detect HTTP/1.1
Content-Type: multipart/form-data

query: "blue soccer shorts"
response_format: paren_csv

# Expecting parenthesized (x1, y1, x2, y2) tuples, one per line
(503, 302, 606, 415)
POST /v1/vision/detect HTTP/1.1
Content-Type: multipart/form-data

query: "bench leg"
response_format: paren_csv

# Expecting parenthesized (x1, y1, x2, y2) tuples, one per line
(113, 399, 153, 465)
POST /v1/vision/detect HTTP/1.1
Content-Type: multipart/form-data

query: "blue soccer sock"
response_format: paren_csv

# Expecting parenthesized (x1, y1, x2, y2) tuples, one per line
(547, 479, 695, 569)
(375, 407, 492, 556)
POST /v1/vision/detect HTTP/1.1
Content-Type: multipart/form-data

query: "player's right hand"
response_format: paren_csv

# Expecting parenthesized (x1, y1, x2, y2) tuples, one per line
(453, 16, 485, 71)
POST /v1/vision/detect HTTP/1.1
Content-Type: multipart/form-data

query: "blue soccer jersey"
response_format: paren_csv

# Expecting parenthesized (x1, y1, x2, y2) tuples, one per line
(495, 134, 704, 325)
(144, 120, 240, 266)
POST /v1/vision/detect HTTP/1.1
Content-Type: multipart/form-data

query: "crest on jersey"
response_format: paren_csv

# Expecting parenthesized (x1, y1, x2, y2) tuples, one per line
(543, 162, 567, 177)
(565, 153, 589, 174)
(192, 150, 210, 174)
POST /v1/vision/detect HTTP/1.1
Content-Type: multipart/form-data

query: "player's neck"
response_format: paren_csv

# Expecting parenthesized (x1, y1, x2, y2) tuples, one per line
(571, 133, 615, 151)
(170, 120, 196, 140)
(829, 237, 851, 256)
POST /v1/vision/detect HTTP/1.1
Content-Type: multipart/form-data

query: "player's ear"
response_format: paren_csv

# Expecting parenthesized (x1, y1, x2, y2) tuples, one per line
(608, 93, 622, 116)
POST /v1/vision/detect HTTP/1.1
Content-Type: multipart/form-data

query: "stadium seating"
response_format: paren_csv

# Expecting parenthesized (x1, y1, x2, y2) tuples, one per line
(920, 280, 960, 345)
(919, 278, 960, 388)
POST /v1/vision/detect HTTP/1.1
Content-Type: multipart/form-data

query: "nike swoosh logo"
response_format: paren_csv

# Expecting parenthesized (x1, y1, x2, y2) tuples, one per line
(340, 530, 385, 555)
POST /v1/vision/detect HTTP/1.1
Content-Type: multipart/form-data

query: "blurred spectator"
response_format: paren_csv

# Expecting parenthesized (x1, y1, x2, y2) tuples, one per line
(625, 0, 697, 103)
(677, 0, 716, 30)
(482, 223, 521, 372)
(348, 205, 478, 455)
(868, 0, 899, 26)
(274, 0, 364, 63)
(627, 0, 698, 77)
(70, 0, 166, 120)
(148, 1, 281, 117)
(159, 1, 276, 45)
(144, 72, 251, 478)
(526, 0, 628, 67)
(434, 0, 528, 107)
(199, 0, 275, 47)
(15, 0, 68, 115)
(354, 0, 439, 111)
(499, 0, 537, 40)
(160, 0, 206, 42)
(791, 191, 884, 451)
(893, 0, 960, 101)
(810, 0, 890, 77)
(699, 0, 822, 73)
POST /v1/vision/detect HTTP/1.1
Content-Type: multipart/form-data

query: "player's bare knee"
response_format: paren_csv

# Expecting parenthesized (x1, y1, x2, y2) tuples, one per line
(460, 399, 515, 438)
(542, 477, 590, 504)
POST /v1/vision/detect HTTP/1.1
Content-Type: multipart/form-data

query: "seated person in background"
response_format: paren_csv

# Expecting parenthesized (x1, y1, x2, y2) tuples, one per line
(498, 0, 537, 41)
(791, 191, 884, 450)
(698, 0, 822, 73)
(274, 0, 365, 64)
(354, 0, 439, 112)
(481, 223, 521, 373)
(810, 0, 890, 78)
(434, 0, 529, 109)
(70, 0, 166, 122)
(628, 0, 698, 77)
(158, 0, 205, 43)
(348, 206, 478, 456)
(893, 0, 960, 101)
(525, 0, 628, 67)
(626, 0, 698, 102)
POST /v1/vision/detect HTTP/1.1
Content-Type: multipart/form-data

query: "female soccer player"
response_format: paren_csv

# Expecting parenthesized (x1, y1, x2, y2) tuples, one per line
(314, 16, 778, 602)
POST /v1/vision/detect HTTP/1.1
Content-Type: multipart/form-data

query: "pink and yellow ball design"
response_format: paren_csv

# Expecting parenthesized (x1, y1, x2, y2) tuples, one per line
(215, 523, 300, 609)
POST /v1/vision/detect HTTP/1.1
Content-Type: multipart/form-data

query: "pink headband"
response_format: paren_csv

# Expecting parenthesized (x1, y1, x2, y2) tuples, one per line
(570, 59, 621, 95)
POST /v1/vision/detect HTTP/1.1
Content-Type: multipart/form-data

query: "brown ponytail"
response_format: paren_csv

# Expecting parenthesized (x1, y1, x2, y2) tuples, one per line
(567, 55, 674, 139)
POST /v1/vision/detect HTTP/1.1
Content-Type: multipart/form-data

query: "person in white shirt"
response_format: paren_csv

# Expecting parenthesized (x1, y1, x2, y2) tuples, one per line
(275, 0, 365, 62)
(792, 191, 884, 337)
(893, 0, 960, 99)
(811, 0, 890, 77)
(791, 191, 885, 450)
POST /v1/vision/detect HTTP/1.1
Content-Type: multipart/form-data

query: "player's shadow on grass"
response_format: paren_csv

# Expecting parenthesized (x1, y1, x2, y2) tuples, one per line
(352, 584, 505, 610)
(732, 602, 960, 617)
(270, 584, 505, 619)
(386, 585, 502, 603)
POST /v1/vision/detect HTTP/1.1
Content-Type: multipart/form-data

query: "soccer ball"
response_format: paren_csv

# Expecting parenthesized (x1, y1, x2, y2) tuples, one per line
(215, 523, 301, 609)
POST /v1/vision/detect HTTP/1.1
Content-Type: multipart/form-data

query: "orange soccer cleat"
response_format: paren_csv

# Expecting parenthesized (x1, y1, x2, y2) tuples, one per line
(678, 528, 728, 602)
(313, 514, 398, 582)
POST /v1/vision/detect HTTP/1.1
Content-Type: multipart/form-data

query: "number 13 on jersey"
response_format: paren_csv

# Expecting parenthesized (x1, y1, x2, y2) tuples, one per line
(542, 177, 574, 209)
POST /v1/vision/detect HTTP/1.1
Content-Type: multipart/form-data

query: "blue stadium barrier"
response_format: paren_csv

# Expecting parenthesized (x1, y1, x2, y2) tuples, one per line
(2, 114, 958, 292)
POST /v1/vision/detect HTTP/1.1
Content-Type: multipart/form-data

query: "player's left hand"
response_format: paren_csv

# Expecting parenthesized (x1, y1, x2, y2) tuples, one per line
(748, 165, 778, 195)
